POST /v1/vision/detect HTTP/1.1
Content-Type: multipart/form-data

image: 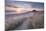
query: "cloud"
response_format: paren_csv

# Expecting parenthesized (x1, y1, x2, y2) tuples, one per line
(5, 1, 44, 13)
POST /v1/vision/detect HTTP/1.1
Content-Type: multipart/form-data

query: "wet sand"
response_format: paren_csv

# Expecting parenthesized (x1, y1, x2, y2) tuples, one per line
(5, 11, 44, 31)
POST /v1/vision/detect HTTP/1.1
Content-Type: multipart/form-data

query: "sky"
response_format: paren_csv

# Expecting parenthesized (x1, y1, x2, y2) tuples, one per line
(5, 0, 44, 13)
(7, 0, 44, 8)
